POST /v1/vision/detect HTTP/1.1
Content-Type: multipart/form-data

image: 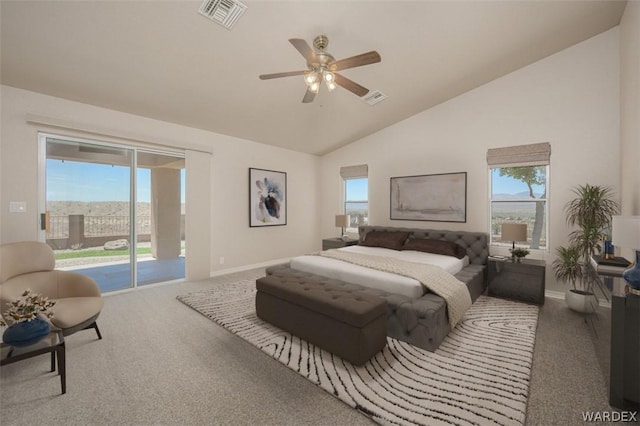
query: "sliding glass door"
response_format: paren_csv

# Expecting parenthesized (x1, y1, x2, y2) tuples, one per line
(40, 134, 185, 292)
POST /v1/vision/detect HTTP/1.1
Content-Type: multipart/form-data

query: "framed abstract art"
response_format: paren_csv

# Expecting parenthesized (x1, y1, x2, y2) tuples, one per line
(249, 168, 287, 227)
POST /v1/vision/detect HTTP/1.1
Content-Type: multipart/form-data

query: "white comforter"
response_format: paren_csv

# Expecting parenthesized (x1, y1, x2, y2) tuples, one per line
(290, 245, 468, 299)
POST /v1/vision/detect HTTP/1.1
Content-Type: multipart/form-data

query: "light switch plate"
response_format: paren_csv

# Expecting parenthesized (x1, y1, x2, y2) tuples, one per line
(9, 201, 27, 213)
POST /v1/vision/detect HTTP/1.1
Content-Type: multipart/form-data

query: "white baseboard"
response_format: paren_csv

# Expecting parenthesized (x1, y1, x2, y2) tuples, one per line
(545, 290, 565, 300)
(544, 289, 611, 308)
(209, 257, 290, 277)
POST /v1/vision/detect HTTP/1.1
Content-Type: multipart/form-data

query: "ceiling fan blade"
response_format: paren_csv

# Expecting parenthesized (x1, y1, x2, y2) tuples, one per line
(259, 70, 307, 80)
(329, 51, 381, 71)
(334, 73, 369, 97)
(302, 88, 316, 103)
(289, 38, 318, 64)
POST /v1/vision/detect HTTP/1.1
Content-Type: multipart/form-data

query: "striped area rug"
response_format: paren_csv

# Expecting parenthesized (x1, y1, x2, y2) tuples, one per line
(178, 279, 539, 426)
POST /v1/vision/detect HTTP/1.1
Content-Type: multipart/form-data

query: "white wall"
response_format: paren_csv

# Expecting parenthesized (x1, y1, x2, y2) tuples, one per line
(320, 28, 621, 292)
(620, 1, 640, 216)
(0, 86, 320, 276)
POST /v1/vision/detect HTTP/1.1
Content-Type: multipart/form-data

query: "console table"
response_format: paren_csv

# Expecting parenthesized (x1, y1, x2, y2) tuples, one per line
(588, 263, 640, 411)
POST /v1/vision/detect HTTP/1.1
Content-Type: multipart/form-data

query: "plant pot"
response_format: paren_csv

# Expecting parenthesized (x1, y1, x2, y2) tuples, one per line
(565, 289, 599, 314)
(2, 317, 51, 347)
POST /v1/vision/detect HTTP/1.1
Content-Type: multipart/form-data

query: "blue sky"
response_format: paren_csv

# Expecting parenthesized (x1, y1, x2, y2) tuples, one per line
(346, 178, 368, 201)
(491, 168, 545, 195)
(46, 160, 185, 202)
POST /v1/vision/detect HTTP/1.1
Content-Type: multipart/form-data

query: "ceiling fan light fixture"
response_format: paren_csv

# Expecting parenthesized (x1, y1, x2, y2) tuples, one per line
(309, 82, 320, 93)
(304, 71, 319, 85)
(325, 80, 337, 91)
(323, 71, 335, 83)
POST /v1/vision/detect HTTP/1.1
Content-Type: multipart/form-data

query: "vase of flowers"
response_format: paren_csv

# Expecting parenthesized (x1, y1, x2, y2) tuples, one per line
(1, 289, 56, 347)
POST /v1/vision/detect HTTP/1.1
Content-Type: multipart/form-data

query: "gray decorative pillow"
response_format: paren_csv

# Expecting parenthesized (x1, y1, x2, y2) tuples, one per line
(361, 231, 410, 251)
(403, 238, 467, 259)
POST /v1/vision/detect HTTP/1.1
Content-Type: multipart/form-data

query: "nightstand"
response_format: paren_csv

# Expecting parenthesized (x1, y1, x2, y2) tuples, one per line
(488, 258, 546, 305)
(322, 238, 358, 250)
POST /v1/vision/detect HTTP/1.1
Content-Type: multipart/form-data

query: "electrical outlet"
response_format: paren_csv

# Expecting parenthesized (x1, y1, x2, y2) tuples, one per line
(219, 257, 225, 265)
(9, 201, 26, 213)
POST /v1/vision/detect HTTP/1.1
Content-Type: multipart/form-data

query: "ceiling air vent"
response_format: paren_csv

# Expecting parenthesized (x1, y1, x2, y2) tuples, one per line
(198, 0, 247, 30)
(361, 90, 386, 106)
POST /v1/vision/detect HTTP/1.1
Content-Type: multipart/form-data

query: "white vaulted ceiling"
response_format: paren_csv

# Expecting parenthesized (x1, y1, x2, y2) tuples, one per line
(0, 1, 627, 155)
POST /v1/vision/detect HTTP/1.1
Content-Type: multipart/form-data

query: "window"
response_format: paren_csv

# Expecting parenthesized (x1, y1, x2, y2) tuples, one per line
(344, 178, 368, 233)
(490, 166, 548, 250)
(487, 143, 550, 251)
(340, 164, 368, 234)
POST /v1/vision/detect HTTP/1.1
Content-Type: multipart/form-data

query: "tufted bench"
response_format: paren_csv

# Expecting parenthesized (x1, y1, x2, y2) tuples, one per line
(256, 273, 387, 366)
(265, 263, 486, 352)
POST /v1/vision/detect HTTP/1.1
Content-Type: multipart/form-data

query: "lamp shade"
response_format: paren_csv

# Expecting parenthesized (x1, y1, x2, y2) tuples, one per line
(501, 223, 527, 243)
(612, 216, 640, 249)
(335, 214, 350, 228)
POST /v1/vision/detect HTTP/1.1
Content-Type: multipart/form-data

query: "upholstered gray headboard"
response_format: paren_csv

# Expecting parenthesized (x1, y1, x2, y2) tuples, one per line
(358, 225, 489, 265)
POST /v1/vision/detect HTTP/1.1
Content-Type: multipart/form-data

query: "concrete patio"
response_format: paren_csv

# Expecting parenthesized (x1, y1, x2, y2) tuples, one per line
(63, 256, 185, 293)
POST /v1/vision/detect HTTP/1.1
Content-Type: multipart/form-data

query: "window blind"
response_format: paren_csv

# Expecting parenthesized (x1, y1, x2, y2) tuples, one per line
(487, 142, 551, 167)
(339, 164, 368, 179)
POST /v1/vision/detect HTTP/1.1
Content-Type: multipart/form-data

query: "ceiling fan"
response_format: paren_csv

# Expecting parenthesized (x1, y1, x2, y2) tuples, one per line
(259, 35, 381, 103)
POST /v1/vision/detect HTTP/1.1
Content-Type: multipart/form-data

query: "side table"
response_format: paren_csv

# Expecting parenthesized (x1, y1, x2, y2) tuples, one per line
(322, 238, 358, 250)
(488, 258, 546, 304)
(1, 329, 66, 394)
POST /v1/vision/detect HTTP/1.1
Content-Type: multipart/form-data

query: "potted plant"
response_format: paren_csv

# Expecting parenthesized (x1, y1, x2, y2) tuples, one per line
(510, 247, 530, 262)
(553, 184, 619, 313)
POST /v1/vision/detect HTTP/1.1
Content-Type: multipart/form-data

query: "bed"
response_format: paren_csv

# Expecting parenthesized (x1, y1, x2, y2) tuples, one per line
(271, 225, 489, 351)
(291, 245, 470, 299)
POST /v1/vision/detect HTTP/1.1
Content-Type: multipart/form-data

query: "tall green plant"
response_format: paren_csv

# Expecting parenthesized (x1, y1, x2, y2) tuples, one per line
(554, 184, 619, 291)
(569, 224, 603, 262)
(552, 246, 583, 290)
(565, 184, 619, 260)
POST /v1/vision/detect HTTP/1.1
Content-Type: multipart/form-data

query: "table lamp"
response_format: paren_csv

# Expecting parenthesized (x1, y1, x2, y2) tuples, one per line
(335, 214, 351, 241)
(501, 223, 527, 259)
(612, 215, 640, 290)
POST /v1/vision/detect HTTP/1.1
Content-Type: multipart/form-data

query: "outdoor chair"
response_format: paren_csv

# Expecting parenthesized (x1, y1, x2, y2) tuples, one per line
(0, 241, 103, 339)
